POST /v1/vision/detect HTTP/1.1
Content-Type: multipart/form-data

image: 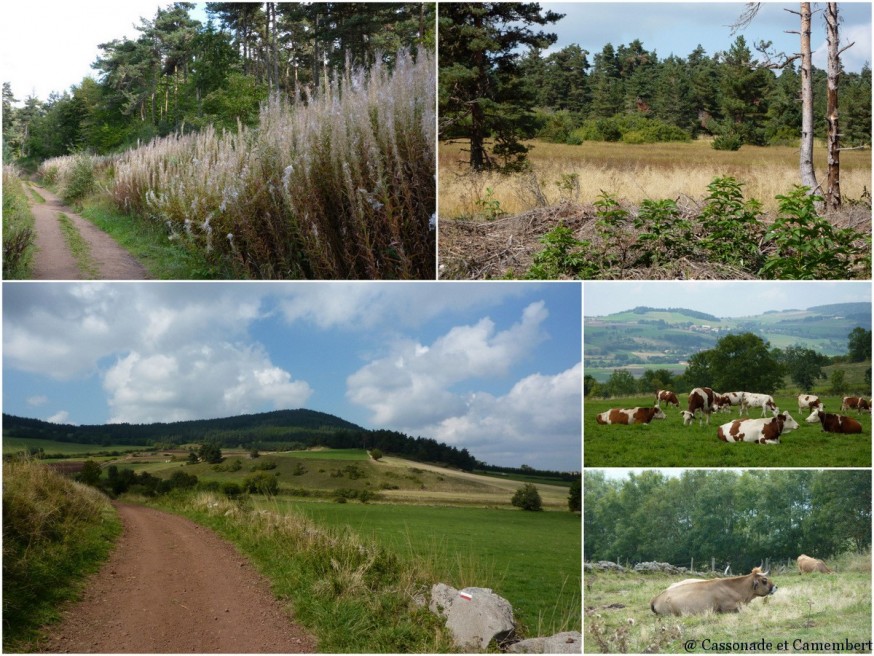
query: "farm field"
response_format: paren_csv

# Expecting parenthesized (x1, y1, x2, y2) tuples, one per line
(584, 395, 871, 467)
(439, 138, 872, 218)
(1, 436, 149, 457)
(261, 498, 581, 636)
(584, 568, 871, 653)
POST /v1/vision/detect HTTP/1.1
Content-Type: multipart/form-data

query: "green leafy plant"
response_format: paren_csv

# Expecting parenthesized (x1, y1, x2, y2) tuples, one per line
(699, 176, 765, 272)
(633, 198, 694, 266)
(525, 224, 594, 279)
(511, 483, 543, 511)
(760, 186, 868, 279)
(475, 186, 506, 221)
(594, 191, 632, 269)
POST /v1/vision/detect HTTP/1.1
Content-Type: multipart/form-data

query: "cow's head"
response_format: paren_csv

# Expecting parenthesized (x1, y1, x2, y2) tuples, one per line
(805, 408, 822, 423)
(750, 567, 777, 596)
(681, 410, 694, 426)
(653, 406, 667, 420)
(779, 412, 799, 432)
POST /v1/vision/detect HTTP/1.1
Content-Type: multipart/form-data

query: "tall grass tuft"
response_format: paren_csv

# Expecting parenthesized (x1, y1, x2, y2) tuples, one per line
(2, 165, 36, 278)
(110, 49, 436, 279)
(160, 492, 453, 652)
(3, 458, 120, 650)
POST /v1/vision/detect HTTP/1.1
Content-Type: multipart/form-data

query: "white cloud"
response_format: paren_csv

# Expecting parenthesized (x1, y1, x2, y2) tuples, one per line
(46, 411, 71, 424)
(104, 343, 312, 424)
(27, 395, 48, 407)
(813, 23, 872, 73)
(347, 302, 549, 426)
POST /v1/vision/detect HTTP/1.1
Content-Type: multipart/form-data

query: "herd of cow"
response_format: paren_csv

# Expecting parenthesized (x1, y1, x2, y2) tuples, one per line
(595, 388, 869, 444)
(649, 555, 832, 615)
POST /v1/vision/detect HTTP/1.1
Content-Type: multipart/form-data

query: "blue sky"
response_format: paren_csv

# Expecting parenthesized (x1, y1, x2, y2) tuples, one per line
(3, 282, 582, 471)
(542, 2, 871, 73)
(583, 281, 872, 317)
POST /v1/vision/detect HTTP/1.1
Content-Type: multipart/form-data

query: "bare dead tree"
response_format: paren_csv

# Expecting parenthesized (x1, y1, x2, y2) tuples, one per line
(825, 3, 855, 210)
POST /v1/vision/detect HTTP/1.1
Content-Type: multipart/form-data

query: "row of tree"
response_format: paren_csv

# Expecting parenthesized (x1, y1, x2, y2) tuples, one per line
(584, 469, 871, 571)
(3, 2, 434, 162)
(585, 327, 872, 398)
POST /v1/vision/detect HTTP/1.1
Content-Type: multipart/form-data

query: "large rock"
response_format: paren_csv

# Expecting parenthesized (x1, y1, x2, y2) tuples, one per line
(429, 583, 516, 650)
(508, 631, 583, 654)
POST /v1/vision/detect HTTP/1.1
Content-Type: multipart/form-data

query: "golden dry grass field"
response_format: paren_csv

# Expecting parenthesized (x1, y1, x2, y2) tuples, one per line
(438, 139, 872, 218)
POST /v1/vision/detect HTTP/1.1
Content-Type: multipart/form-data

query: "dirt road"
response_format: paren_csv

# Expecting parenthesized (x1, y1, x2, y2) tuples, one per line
(39, 504, 316, 653)
(29, 184, 149, 280)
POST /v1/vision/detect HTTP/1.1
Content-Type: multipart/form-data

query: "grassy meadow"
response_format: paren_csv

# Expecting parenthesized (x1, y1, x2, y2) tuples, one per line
(38, 50, 436, 280)
(584, 395, 872, 467)
(439, 138, 872, 218)
(2, 436, 150, 457)
(584, 563, 871, 653)
(262, 498, 581, 636)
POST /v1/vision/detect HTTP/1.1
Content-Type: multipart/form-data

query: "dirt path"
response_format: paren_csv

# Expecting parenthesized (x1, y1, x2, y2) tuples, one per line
(28, 184, 149, 280)
(39, 504, 316, 654)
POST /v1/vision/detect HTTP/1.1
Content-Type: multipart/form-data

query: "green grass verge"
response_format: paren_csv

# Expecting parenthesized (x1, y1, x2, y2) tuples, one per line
(78, 198, 231, 279)
(3, 459, 121, 651)
(27, 184, 46, 203)
(57, 212, 99, 278)
(584, 395, 871, 467)
(2, 168, 36, 278)
(153, 492, 456, 652)
(585, 568, 871, 653)
(269, 498, 582, 636)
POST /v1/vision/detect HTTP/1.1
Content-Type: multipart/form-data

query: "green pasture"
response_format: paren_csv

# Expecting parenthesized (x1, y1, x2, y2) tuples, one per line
(585, 569, 871, 653)
(584, 395, 871, 467)
(2, 436, 148, 457)
(261, 497, 581, 636)
(275, 448, 369, 460)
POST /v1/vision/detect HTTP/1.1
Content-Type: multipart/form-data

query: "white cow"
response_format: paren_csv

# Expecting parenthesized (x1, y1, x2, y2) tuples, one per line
(740, 392, 779, 417)
(717, 412, 799, 444)
(797, 394, 823, 414)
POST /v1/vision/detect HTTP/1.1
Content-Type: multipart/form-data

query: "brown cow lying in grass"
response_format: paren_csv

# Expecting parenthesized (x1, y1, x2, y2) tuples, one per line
(650, 567, 776, 615)
(596, 406, 667, 425)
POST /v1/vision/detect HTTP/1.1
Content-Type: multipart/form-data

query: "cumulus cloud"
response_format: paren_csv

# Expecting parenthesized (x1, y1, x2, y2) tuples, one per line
(104, 343, 312, 424)
(27, 395, 48, 407)
(46, 411, 71, 424)
(347, 302, 549, 425)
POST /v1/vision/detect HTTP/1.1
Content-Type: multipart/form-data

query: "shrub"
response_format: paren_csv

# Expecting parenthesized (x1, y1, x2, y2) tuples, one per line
(369, 448, 383, 461)
(535, 110, 582, 144)
(62, 155, 97, 204)
(250, 460, 277, 471)
(243, 472, 279, 496)
(2, 166, 35, 279)
(525, 224, 593, 279)
(760, 186, 868, 279)
(568, 479, 581, 512)
(511, 483, 543, 511)
(633, 198, 694, 266)
(699, 176, 765, 272)
(711, 131, 743, 151)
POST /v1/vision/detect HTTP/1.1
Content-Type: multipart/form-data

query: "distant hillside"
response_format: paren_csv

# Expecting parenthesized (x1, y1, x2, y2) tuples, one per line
(2, 410, 486, 472)
(585, 302, 871, 380)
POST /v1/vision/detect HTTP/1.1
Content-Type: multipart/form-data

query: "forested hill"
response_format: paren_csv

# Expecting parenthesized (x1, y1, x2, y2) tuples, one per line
(2, 410, 484, 472)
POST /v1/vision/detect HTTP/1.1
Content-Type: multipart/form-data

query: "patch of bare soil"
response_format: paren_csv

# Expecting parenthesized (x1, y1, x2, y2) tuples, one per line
(28, 184, 148, 280)
(37, 504, 316, 654)
(438, 199, 871, 280)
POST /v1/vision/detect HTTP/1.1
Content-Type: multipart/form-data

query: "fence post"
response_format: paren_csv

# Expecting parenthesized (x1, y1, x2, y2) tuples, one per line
(691, 557, 694, 572)
(711, 557, 715, 572)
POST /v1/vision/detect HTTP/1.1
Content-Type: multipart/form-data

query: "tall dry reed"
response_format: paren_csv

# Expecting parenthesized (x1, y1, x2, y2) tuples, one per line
(111, 49, 436, 279)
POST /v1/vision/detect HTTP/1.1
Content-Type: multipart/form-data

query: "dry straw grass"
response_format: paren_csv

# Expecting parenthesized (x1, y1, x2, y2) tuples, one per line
(439, 139, 872, 218)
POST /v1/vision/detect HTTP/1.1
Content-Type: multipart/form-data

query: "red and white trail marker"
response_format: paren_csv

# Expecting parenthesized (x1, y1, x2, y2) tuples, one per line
(459, 591, 473, 601)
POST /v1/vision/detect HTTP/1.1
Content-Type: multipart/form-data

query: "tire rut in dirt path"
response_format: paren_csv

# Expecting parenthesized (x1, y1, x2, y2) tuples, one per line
(28, 184, 149, 280)
(39, 503, 316, 654)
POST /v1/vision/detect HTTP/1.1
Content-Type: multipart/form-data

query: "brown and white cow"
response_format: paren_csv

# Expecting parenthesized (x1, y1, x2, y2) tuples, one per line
(797, 394, 823, 414)
(655, 390, 680, 409)
(687, 387, 717, 425)
(717, 412, 799, 445)
(806, 409, 863, 434)
(650, 567, 777, 615)
(740, 392, 779, 417)
(596, 406, 667, 425)
(841, 396, 871, 414)
(721, 391, 745, 412)
(797, 554, 832, 574)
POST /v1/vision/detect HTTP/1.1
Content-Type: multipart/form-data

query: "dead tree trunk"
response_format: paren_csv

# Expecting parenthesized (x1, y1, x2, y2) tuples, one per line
(799, 2, 819, 193)
(825, 3, 853, 211)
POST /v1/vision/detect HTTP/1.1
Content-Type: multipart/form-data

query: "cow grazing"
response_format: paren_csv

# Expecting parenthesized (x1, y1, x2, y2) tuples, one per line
(721, 391, 745, 411)
(807, 409, 863, 434)
(717, 412, 800, 445)
(740, 392, 779, 417)
(841, 396, 871, 414)
(650, 567, 776, 615)
(687, 387, 717, 425)
(596, 406, 667, 425)
(797, 394, 822, 414)
(797, 554, 832, 574)
(655, 390, 680, 409)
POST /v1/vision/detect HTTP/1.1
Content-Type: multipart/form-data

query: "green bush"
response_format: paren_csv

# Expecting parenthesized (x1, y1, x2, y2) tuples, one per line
(62, 155, 96, 204)
(2, 166, 35, 279)
(574, 115, 690, 144)
(711, 131, 743, 151)
(243, 472, 279, 496)
(511, 483, 543, 511)
(535, 110, 582, 144)
(699, 176, 765, 272)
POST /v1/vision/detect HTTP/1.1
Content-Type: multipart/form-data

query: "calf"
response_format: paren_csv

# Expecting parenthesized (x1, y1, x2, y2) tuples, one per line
(807, 409, 863, 434)
(797, 394, 822, 414)
(717, 412, 799, 445)
(841, 396, 871, 414)
(655, 390, 680, 409)
(740, 392, 779, 417)
(596, 406, 667, 425)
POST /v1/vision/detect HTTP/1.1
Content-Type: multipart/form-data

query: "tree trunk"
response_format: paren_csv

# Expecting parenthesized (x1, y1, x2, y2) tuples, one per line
(825, 2, 841, 210)
(470, 13, 488, 171)
(799, 2, 818, 192)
